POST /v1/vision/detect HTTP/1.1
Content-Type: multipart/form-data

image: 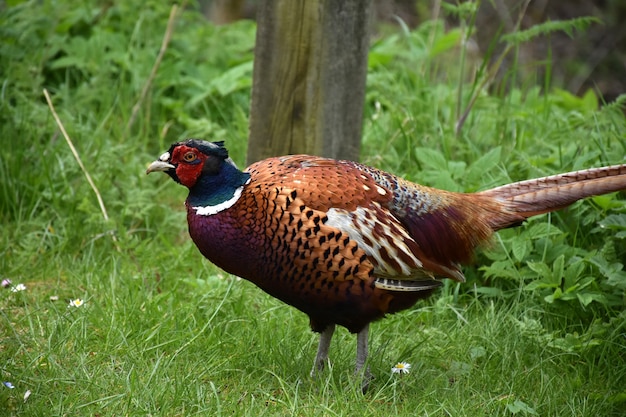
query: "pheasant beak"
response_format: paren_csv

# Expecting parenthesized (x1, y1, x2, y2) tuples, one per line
(146, 152, 175, 174)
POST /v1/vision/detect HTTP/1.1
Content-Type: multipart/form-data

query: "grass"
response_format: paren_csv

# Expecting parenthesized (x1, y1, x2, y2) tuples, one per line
(1, 1, 625, 415)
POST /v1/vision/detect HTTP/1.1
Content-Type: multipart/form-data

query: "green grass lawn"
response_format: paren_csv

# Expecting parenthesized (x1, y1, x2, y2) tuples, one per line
(1, 1, 625, 416)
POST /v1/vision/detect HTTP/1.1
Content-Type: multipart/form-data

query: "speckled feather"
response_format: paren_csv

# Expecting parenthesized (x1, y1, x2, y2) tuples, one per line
(187, 155, 507, 332)
(151, 142, 626, 336)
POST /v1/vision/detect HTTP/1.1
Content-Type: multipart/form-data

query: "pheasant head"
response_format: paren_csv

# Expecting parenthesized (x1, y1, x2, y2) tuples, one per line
(146, 139, 251, 212)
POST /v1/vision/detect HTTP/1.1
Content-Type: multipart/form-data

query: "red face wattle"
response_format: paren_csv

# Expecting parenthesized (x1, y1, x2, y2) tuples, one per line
(168, 145, 209, 188)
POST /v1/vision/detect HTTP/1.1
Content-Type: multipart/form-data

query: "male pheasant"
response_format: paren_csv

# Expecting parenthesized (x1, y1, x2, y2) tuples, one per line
(147, 139, 626, 378)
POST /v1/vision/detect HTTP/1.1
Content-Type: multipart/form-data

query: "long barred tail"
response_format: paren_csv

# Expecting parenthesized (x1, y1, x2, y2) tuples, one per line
(476, 164, 626, 231)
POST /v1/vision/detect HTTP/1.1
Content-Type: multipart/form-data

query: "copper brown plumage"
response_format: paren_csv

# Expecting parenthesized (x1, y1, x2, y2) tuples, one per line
(147, 139, 626, 380)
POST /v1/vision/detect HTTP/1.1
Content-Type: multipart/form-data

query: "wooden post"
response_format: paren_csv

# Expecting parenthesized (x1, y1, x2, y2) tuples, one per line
(246, 0, 372, 165)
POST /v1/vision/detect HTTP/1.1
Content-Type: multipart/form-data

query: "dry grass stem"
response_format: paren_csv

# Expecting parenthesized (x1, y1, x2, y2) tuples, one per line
(125, 4, 180, 136)
(43, 88, 120, 248)
(455, 0, 531, 135)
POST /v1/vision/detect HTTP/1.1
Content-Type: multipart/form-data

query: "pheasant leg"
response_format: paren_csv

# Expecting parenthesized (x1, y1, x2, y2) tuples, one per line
(311, 324, 336, 377)
(355, 324, 369, 373)
(355, 324, 372, 392)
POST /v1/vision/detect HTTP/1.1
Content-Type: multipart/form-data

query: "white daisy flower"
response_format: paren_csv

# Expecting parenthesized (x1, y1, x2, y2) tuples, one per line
(68, 298, 85, 308)
(11, 283, 26, 292)
(391, 362, 411, 374)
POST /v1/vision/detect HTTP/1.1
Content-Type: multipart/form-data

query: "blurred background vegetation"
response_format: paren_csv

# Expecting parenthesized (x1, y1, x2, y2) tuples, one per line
(207, 0, 626, 102)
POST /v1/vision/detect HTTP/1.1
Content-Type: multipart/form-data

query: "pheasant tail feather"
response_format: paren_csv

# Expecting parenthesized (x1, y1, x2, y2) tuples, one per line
(478, 165, 626, 230)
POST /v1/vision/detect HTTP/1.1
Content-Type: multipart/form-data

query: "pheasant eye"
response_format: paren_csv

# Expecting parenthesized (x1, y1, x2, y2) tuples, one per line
(183, 152, 197, 162)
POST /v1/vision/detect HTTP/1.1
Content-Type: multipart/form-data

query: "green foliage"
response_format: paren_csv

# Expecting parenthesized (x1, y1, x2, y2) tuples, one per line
(501, 17, 601, 45)
(1, 0, 625, 415)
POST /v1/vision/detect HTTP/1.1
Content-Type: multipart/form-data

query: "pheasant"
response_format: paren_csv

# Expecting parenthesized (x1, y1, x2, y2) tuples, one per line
(147, 139, 626, 379)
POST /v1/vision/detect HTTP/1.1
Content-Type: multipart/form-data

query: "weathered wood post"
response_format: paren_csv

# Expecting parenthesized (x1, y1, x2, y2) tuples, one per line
(247, 0, 372, 165)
